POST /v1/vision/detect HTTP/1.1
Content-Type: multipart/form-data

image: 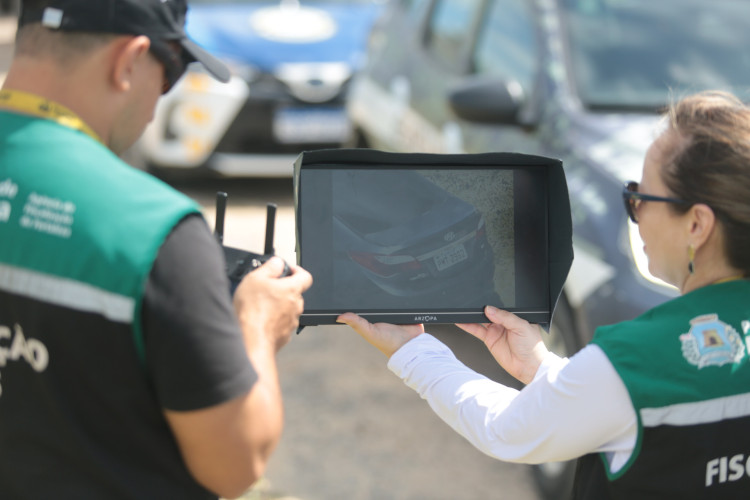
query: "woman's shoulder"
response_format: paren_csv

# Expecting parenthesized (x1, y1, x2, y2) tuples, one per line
(592, 280, 750, 358)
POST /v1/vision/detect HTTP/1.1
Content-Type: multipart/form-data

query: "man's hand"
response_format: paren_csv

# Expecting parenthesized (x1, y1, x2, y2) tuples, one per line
(457, 306, 548, 385)
(233, 256, 313, 352)
(337, 313, 425, 357)
(171, 257, 312, 497)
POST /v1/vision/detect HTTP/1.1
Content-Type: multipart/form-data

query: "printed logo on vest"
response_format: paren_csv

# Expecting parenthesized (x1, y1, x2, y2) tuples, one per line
(19, 192, 76, 239)
(0, 178, 18, 199)
(680, 314, 745, 368)
(0, 179, 18, 200)
(0, 179, 17, 223)
(0, 201, 10, 222)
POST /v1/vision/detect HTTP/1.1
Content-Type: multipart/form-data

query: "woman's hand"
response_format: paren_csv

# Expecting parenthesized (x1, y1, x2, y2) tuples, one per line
(337, 313, 425, 357)
(457, 306, 548, 385)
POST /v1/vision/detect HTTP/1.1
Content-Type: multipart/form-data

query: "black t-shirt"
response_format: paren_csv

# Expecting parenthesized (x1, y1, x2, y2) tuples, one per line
(143, 213, 257, 411)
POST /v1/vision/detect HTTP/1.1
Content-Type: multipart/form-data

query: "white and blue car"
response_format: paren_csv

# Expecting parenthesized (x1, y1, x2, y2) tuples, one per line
(134, 0, 386, 177)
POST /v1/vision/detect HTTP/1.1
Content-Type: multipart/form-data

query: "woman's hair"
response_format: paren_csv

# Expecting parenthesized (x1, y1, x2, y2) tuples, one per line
(661, 90, 750, 275)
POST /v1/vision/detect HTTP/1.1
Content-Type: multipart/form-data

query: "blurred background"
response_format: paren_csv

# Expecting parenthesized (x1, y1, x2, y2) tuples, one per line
(5, 0, 750, 498)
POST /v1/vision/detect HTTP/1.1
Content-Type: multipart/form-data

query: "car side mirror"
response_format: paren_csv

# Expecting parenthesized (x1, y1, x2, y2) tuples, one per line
(448, 77, 525, 125)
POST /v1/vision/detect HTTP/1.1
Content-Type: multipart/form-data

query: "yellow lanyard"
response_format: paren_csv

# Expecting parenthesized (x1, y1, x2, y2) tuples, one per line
(714, 274, 746, 285)
(0, 89, 102, 144)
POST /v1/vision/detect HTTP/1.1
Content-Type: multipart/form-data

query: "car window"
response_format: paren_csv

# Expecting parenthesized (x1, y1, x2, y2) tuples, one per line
(424, 0, 483, 71)
(560, 0, 750, 109)
(472, 0, 538, 94)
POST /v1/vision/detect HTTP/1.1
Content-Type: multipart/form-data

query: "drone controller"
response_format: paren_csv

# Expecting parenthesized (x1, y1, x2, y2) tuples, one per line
(214, 192, 291, 294)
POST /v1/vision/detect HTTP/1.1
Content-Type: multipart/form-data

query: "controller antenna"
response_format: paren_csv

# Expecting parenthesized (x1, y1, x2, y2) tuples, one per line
(264, 203, 277, 255)
(214, 191, 228, 244)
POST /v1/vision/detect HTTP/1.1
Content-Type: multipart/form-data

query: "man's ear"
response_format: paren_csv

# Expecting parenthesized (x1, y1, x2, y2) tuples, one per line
(111, 35, 152, 93)
(688, 203, 716, 250)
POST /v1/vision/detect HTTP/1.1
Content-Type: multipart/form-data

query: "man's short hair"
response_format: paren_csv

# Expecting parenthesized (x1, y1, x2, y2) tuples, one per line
(17, 0, 229, 82)
(14, 23, 118, 64)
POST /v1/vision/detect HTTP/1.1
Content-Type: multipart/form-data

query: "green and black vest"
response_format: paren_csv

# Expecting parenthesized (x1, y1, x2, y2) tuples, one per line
(572, 280, 750, 500)
(0, 111, 217, 498)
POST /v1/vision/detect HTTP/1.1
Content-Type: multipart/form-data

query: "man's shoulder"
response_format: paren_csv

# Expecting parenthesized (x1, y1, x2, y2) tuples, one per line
(1, 114, 195, 208)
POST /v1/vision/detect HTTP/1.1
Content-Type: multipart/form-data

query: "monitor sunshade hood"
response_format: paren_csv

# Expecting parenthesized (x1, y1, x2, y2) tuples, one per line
(294, 149, 572, 327)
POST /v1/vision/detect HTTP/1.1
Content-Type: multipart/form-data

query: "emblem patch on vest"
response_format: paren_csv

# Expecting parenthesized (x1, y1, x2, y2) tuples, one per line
(680, 314, 745, 368)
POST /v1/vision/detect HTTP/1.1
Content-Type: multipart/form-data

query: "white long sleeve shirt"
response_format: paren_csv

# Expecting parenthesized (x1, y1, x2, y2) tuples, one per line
(387, 334, 638, 474)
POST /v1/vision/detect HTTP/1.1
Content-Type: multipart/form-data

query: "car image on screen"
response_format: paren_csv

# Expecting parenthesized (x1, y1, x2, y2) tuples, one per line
(330, 169, 501, 310)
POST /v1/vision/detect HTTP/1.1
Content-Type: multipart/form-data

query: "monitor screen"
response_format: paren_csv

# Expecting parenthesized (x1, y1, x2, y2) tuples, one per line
(294, 150, 571, 326)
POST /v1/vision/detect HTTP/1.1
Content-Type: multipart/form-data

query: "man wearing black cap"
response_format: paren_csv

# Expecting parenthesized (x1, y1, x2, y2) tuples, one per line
(0, 1, 313, 499)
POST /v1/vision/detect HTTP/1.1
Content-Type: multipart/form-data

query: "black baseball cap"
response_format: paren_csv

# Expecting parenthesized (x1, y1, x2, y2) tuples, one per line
(19, 0, 230, 85)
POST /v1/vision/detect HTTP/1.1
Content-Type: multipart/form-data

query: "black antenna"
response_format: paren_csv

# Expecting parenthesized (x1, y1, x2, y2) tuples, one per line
(264, 203, 277, 255)
(215, 191, 227, 243)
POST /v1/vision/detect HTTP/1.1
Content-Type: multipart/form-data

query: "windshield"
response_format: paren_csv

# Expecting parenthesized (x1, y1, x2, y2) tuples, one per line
(560, 0, 750, 110)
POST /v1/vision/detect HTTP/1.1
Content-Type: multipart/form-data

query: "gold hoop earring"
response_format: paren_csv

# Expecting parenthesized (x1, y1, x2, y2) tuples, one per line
(688, 244, 695, 275)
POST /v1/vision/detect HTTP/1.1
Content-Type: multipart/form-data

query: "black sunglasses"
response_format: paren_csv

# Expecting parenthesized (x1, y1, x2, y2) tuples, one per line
(149, 39, 189, 94)
(621, 181, 691, 224)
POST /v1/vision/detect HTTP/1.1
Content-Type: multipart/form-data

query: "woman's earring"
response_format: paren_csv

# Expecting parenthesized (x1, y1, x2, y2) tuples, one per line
(688, 244, 695, 275)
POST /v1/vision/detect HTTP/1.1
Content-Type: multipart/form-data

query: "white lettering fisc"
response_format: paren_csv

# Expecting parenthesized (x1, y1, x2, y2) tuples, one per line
(728, 454, 745, 481)
(707, 458, 720, 486)
(706, 455, 750, 487)
(720, 456, 728, 483)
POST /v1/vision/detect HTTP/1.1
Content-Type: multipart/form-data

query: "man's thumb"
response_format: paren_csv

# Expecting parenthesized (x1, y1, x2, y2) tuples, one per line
(258, 256, 285, 277)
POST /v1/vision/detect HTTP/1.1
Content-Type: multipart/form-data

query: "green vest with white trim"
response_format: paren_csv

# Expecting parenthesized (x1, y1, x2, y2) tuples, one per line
(0, 111, 200, 360)
(572, 280, 750, 500)
(0, 112, 214, 498)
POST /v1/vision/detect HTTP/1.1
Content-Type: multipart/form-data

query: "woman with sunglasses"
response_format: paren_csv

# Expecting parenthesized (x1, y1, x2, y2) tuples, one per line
(338, 90, 750, 499)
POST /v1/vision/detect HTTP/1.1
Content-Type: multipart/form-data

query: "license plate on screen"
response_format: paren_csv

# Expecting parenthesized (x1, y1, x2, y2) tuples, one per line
(434, 243, 468, 271)
(273, 107, 351, 144)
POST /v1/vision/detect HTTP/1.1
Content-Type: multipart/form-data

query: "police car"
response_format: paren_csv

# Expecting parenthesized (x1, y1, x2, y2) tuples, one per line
(133, 0, 386, 177)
